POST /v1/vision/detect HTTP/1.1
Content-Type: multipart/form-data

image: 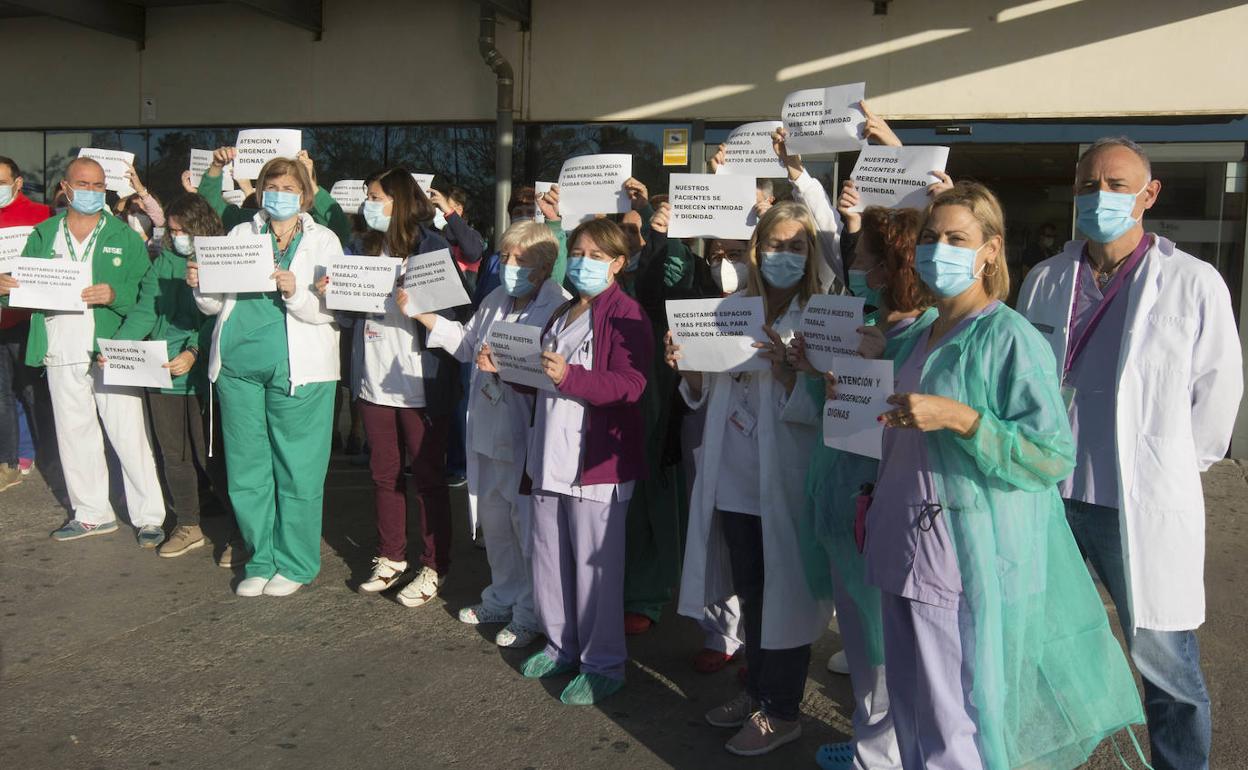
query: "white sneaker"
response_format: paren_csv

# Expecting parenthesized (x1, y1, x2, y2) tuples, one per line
(496, 622, 540, 648)
(236, 576, 268, 597)
(827, 650, 850, 675)
(359, 557, 407, 593)
(458, 604, 511, 625)
(263, 573, 303, 597)
(396, 566, 443, 608)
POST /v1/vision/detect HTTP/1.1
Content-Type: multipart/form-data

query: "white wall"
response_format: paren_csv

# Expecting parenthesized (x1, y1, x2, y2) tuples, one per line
(1, 0, 1245, 129)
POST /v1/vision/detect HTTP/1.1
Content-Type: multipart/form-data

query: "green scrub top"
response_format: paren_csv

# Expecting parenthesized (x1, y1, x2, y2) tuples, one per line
(220, 229, 302, 378)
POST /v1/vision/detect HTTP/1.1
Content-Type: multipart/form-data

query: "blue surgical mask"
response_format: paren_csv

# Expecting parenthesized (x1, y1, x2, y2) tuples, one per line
(566, 256, 614, 297)
(362, 200, 391, 232)
(501, 263, 537, 297)
(0, 183, 13, 208)
(68, 188, 106, 215)
(915, 242, 985, 298)
(759, 250, 806, 289)
(172, 234, 194, 256)
(262, 190, 301, 221)
(1075, 184, 1147, 243)
(848, 269, 885, 308)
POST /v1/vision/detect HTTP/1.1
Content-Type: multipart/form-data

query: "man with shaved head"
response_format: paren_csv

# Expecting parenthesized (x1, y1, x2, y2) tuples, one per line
(1019, 137, 1241, 770)
(0, 156, 166, 547)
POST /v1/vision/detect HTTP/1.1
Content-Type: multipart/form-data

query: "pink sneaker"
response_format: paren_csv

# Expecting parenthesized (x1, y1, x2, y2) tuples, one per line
(18, 458, 33, 476)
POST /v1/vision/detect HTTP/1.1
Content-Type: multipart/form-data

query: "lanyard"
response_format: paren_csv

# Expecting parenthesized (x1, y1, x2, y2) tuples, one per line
(61, 216, 105, 263)
(1062, 238, 1148, 378)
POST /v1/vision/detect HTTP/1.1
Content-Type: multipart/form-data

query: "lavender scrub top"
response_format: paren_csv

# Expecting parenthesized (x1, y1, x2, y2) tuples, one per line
(863, 302, 1000, 609)
(528, 306, 635, 504)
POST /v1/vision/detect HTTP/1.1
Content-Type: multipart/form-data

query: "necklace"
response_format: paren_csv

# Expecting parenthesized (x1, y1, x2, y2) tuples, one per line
(1092, 253, 1130, 288)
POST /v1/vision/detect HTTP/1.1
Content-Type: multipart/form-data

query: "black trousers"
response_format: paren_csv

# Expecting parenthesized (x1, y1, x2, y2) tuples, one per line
(147, 390, 233, 527)
(720, 509, 811, 722)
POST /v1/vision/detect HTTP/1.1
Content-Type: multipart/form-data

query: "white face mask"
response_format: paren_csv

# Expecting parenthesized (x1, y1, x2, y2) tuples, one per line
(0, 182, 14, 208)
(172, 234, 194, 256)
(712, 259, 749, 295)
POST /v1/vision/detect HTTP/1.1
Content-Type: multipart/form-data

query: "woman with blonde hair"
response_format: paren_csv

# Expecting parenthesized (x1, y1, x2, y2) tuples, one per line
(867, 181, 1143, 768)
(187, 156, 341, 598)
(413, 220, 569, 647)
(667, 201, 834, 757)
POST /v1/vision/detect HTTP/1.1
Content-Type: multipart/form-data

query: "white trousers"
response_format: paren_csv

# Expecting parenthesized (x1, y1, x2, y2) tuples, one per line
(46, 363, 165, 528)
(471, 451, 538, 629)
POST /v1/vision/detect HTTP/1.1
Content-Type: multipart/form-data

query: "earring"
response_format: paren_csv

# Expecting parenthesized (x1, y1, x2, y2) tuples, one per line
(982, 261, 1000, 277)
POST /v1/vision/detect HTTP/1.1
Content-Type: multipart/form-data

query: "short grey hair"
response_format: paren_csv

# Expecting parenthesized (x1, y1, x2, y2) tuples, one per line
(756, 179, 775, 199)
(1079, 136, 1151, 179)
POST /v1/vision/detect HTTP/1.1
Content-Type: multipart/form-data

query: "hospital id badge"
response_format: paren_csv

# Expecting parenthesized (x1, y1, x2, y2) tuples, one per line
(728, 404, 757, 438)
(364, 318, 386, 343)
(480, 375, 504, 405)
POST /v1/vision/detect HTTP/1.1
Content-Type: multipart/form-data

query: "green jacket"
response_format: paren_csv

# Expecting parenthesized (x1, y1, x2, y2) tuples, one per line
(197, 172, 352, 248)
(7, 211, 151, 367)
(111, 247, 213, 395)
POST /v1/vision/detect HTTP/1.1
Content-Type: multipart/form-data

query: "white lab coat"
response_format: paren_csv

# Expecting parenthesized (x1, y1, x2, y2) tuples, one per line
(426, 278, 570, 531)
(790, 169, 845, 293)
(1017, 235, 1242, 631)
(677, 298, 835, 649)
(195, 211, 341, 393)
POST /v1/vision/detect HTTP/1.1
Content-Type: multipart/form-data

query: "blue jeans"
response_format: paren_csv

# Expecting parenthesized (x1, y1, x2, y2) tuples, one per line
(1065, 499, 1212, 770)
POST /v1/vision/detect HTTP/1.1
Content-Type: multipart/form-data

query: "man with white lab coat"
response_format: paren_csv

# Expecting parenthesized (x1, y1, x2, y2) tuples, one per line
(1018, 137, 1241, 770)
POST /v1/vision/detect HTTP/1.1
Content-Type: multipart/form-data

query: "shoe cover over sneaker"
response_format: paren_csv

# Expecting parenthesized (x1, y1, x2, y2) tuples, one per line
(559, 673, 624, 705)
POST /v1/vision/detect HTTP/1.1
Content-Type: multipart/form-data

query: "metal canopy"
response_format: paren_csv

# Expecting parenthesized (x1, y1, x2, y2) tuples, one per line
(1, 0, 145, 45)
(0, 0, 324, 45)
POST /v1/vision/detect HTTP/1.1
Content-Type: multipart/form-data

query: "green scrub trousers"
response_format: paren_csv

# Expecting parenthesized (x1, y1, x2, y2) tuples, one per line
(215, 233, 335, 584)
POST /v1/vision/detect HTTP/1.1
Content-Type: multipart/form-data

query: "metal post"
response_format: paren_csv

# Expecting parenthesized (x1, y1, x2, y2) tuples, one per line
(479, 9, 514, 243)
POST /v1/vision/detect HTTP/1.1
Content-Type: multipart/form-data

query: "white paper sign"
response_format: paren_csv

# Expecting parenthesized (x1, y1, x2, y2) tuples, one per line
(486, 320, 554, 391)
(781, 83, 867, 156)
(800, 294, 865, 374)
(188, 149, 234, 192)
(98, 339, 173, 389)
(401, 248, 470, 315)
(233, 129, 302, 180)
(325, 254, 401, 313)
(668, 173, 757, 240)
(716, 121, 787, 178)
(410, 173, 435, 195)
(330, 180, 367, 213)
(823, 357, 893, 459)
(533, 180, 555, 224)
(557, 154, 631, 229)
(665, 295, 769, 373)
(189, 149, 213, 190)
(850, 146, 951, 211)
(77, 148, 135, 197)
(0, 225, 34, 274)
(221, 189, 246, 207)
(9, 258, 89, 312)
(193, 234, 276, 294)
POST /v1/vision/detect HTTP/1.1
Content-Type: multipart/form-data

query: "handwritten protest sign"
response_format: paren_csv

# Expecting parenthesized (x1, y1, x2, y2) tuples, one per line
(716, 121, 787, 178)
(781, 83, 866, 155)
(193, 234, 276, 294)
(800, 294, 864, 373)
(850, 146, 950, 211)
(98, 339, 172, 389)
(665, 295, 769, 373)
